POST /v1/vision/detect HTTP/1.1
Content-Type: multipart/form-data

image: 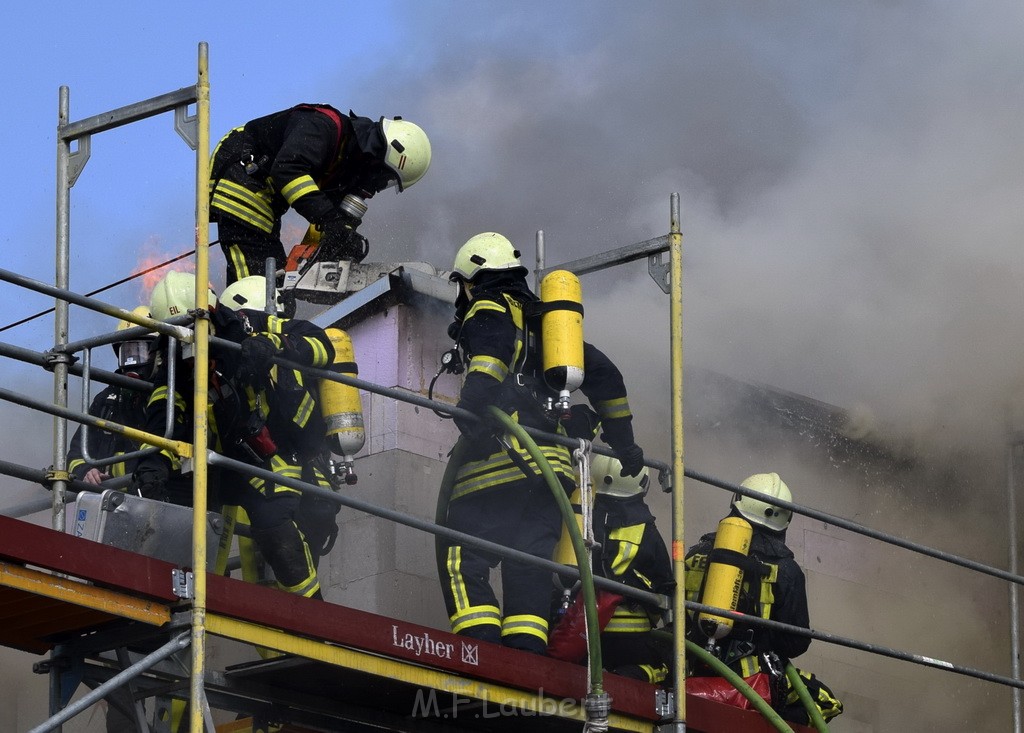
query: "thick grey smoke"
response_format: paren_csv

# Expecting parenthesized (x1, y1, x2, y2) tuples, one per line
(353, 0, 1024, 455)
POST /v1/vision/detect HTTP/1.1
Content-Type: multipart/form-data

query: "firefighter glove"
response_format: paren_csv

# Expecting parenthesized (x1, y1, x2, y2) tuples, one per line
(131, 460, 170, 501)
(238, 335, 278, 381)
(319, 219, 369, 262)
(615, 443, 646, 478)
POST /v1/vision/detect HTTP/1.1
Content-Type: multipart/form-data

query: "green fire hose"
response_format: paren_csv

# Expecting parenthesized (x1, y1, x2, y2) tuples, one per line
(785, 662, 829, 732)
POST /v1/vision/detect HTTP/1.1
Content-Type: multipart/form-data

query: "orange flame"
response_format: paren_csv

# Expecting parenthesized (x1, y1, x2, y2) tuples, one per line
(132, 238, 196, 305)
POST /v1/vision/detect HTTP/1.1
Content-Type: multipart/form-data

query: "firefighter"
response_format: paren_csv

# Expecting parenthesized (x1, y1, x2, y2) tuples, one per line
(131, 272, 337, 600)
(591, 454, 674, 683)
(684, 473, 843, 724)
(209, 104, 431, 285)
(440, 232, 646, 654)
(67, 307, 156, 485)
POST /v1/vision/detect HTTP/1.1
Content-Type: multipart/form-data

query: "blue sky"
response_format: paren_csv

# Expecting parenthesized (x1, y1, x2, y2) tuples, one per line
(2, 1, 1024, 489)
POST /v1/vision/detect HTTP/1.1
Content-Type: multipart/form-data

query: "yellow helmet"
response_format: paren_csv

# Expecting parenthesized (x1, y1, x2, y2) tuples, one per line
(451, 232, 525, 282)
(115, 305, 154, 335)
(732, 472, 793, 531)
(379, 117, 431, 191)
(150, 271, 217, 322)
(592, 453, 650, 498)
(220, 275, 283, 315)
(113, 305, 156, 370)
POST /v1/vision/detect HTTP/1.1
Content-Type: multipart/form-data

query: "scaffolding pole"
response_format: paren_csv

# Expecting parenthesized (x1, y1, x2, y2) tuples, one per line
(189, 40, 212, 733)
(667, 193, 686, 730)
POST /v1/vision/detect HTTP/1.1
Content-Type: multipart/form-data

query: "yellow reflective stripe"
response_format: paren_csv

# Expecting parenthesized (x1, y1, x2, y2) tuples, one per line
(110, 459, 126, 478)
(293, 391, 315, 429)
(446, 546, 469, 610)
(757, 562, 778, 619)
(215, 178, 275, 219)
(739, 655, 761, 676)
(304, 336, 330, 367)
(148, 385, 187, 413)
(267, 316, 285, 334)
(248, 456, 303, 496)
(211, 179, 275, 231)
(280, 175, 319, 205)
(465, 299, 507, 319)
(209, 126, 245, 165)
(604, 612, 652, 633)
(450, 604, 501, 635)
(608, 524, 645, 576)
(68, 458, 86, 473)
(451, 445, 574, 499)
(595, 396, 632, 420)
(468, 354, 508, 382)
(227, 244, 251, 279)
(501, 614, 549, 642)
(212, 191, 273, 232)
(280, 571, 320, 598)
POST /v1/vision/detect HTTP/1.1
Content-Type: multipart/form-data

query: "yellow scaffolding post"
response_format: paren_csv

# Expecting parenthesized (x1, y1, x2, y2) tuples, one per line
(189, 41, 211, 733)
(668, 193, 686, 729)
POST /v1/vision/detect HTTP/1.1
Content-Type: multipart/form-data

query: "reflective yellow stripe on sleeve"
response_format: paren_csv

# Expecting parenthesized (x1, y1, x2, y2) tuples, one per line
(596, 396, 632, 420)
(468, 354, 509, 382)
(280, 175, 319, 205)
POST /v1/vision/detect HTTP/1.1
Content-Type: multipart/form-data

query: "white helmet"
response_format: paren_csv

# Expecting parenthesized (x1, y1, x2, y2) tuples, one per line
(592, 454, 650, 499)
(220, 276, 283, 315)
(451, 232, 525, 282)
(379, 117, 431, 191)
(150, 271, 217, 322)
(732, 472, 793, 532)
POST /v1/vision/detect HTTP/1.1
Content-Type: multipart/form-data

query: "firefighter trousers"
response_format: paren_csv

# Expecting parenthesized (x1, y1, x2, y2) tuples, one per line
(441, 479, 564, 654)
(215, 215, 285, 286)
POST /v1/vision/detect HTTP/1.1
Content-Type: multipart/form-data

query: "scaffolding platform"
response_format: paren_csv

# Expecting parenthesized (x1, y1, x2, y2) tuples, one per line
(0, 513, 812, 732)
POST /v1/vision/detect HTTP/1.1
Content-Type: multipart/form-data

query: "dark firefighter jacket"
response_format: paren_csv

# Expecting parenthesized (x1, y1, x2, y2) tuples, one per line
(140, 309, 334, 476)
(209, 104, 384, 233)
(450, 275, 638, 500)
(67, 384, 149, 480)
(594, 493, 675, 633)
(684, 528, 811, 663)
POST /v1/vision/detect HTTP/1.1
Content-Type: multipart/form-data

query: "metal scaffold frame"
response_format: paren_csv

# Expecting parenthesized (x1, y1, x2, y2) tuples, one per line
(0, 39, 1021, 733)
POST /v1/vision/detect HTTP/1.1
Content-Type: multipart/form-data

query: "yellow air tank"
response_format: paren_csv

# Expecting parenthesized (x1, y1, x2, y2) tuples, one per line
(552, 486, 585, 567)
(697, 516, 753, 643)
(319, 328, 364, 484)
(540, 270, 584, 416)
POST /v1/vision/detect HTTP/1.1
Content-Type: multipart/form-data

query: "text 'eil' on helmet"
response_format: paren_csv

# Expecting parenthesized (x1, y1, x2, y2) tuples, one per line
(149, 271, 218, 322)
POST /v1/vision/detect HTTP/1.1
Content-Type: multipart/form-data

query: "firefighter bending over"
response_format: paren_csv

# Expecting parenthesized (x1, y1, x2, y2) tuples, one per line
(210, 104, 431, 285)
(685, 472, 843, 724)
(131, 272, 338, 600)
(439, 232, 646, 654)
